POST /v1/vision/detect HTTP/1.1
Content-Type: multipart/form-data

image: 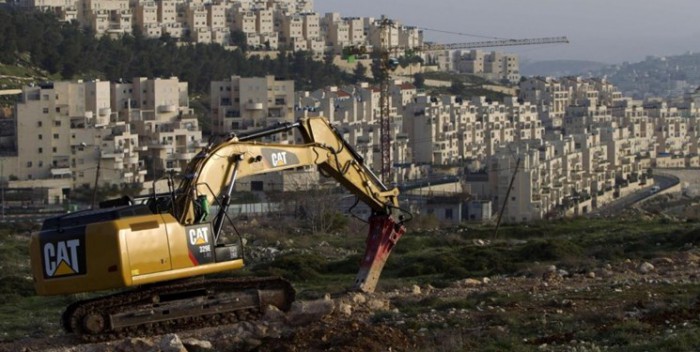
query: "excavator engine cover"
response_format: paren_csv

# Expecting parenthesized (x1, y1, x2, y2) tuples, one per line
(30, 204, 245, 296)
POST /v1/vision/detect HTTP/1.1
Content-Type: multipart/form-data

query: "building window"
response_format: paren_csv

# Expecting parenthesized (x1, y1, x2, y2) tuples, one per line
(43, 108, 49, 114)
(53, 147, 57, 152)
(26, 161, 32, 167)
(37, 121, 42, 127)
(38, 134, 42, 140)
(53, 134, 59, 139)
(38, 148, 42, 153)
(54, 121, 61, 127)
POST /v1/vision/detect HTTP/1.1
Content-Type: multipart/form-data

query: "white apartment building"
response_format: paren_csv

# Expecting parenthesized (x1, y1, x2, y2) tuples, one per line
(210, 75, 295, 137)
(321, 13, 350, 52)
(519, 77, 571, 128)
(9, 80, 146, 192)
(4, 77, 203, 195)
(111, 77, 202, 175)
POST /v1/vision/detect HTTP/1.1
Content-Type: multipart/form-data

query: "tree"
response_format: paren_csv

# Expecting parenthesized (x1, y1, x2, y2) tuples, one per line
(413, 73, 425, 89)
(353, 62, 367, 83)
(449, 79, 466, 95)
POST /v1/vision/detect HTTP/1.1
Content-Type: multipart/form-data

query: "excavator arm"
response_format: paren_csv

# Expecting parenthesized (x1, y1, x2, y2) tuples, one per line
(172, 116, 407, 292)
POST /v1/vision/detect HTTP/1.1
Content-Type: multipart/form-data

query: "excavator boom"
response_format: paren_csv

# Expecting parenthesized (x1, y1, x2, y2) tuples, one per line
(174, 116, 406, 292)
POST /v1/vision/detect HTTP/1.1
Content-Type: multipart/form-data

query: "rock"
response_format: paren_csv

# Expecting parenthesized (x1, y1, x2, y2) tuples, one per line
(115, 338, 156, 352)
(638, 262, 655, 274)
(542, 271, 562, 283)
(587, 271, 596, 279)
(652, 257, 674, 265)
(159, 334, 187, 352)
(482, 277, 491, 284)
(182, 338, 214, 352)
(351, 293, 367, 305)
(545, 265, 557, 273)
(678, 251, 700, 263)
(411, 285, 422, 295)
(262, 304, 287, 323)
(338, 302, 353, 316)
(455, 278, 482, 287)
(367, 298, 389, 311)
(288, 299, 335, 325)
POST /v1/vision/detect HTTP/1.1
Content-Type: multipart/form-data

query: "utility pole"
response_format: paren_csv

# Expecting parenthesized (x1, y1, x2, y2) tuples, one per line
(494, 157, 521, 239)
(91, 148, 101, 210)
(1, 159, 4, 221)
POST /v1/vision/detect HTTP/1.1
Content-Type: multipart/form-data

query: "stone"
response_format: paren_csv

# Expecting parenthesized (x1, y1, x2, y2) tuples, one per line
(456, 278, 482, 287)
(482, 277, 491, 284)
(115, 338, 155, 352)
(338, 302, 353, 316)
(262, 304, 287, 323)
(587, 271, 596, 278)
(159, 334, 187, 352)
(351, 293, 367, 304)
(367, 298, 388, 311)
(545, 265, 557, 273)
(288, 299, 335, 325)
(182, 338, 214, 352)
(411, 285, 422, 295)
(652, 257, 674, 265)
(638, 262, 655, 274)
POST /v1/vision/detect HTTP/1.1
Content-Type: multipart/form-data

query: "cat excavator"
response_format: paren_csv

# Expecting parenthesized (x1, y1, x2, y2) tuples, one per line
(29, 116, 407, 340)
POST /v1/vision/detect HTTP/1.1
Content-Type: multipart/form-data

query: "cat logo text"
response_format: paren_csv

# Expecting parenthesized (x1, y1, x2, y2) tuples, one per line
(42, 238, 84, 278)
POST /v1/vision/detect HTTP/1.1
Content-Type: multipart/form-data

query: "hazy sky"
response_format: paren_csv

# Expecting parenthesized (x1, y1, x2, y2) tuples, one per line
(315, 0, 700, 64)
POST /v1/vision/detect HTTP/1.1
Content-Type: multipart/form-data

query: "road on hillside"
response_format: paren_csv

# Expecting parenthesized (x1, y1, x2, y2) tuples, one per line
(586, 174, 679, 217)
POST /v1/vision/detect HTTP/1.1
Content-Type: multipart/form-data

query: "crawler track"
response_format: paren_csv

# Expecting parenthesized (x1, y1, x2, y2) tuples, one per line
(61, 277, 294, 342)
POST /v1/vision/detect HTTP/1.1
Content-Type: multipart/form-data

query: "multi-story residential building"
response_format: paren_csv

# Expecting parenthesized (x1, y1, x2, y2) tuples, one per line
(112, 77, 202, 175)
(134, 1, 161, 37)
(451, 50, 520, 83)
(519, 77, 571, 128)
(321, 12, 350, 52)
(210, 75, 295, 137)
(9, 80, 146, 192)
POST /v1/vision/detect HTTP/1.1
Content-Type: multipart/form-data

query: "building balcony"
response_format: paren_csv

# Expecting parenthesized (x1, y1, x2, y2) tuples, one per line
(158, 104, 177, 113)
(50, 168, 72, 178)
(245, 102, 264, 110)
(173, 151, 195, 160)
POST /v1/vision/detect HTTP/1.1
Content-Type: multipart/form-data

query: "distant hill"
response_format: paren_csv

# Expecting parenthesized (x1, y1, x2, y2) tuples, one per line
(594, 53, 700, 99)
(520, 60, 608, 77)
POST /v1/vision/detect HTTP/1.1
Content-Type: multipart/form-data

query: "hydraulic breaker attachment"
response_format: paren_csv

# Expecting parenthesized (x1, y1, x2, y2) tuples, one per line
(353, 215, 405, 293)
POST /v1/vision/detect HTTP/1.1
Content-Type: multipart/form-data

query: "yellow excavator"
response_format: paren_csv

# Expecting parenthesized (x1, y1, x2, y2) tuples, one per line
(29, 116, 407, 340)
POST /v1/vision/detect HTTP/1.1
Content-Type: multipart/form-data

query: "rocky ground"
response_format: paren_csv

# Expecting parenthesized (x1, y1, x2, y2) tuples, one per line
(2, 248, 699, 352)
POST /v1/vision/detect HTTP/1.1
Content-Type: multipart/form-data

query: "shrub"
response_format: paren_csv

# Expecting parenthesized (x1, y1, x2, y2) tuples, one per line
(518, 239, 583, 262)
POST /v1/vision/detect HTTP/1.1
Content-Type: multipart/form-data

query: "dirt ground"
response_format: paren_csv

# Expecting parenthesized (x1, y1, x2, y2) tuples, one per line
(3, 249, 699, 352)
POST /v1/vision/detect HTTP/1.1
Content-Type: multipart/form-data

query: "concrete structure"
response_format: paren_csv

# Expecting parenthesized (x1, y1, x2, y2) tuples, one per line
(1, 77, 201, 203)
(210, 75, 295, 136)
